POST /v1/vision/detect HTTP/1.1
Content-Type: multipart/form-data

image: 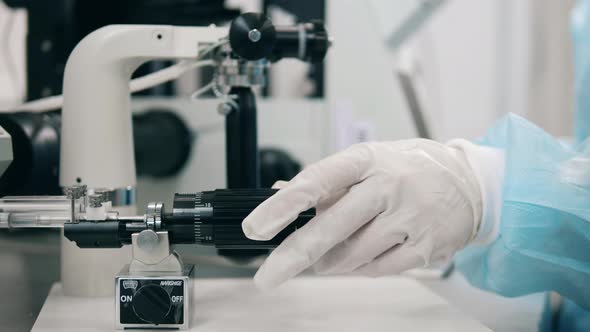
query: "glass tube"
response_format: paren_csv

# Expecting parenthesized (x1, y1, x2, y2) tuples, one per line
(0, 196, 78, 228)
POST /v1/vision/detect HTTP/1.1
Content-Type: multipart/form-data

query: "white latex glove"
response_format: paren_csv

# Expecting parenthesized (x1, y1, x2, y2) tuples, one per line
(243, 139, 504, 290)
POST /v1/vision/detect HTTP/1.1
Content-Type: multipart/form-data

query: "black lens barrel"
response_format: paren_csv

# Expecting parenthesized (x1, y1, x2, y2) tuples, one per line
(169, 189, 314, 248)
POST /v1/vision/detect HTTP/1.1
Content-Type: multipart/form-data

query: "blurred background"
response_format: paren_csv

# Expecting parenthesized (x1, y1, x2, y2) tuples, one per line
(0, 0, 578, 331)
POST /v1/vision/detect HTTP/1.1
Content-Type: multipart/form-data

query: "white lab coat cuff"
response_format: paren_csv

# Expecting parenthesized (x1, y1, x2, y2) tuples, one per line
(447, 139, 505, 246)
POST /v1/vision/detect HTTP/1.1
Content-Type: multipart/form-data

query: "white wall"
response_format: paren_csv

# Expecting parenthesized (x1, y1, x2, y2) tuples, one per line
(0, 2, 27, 108)
(325, 0, 520, 144)
(418, 0, 576, 139)
(326, 0, 416, 150)
(412, 0, 520, 141)
(526, 0, 576, 137)
(328, 0, 576, 142)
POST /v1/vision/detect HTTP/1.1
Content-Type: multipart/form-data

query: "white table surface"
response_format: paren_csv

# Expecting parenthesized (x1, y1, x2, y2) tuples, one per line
(32, 276, 492, 332)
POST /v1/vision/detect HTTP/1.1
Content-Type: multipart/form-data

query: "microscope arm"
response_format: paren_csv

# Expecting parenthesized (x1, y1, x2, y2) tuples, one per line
(60, 25, 227, 190)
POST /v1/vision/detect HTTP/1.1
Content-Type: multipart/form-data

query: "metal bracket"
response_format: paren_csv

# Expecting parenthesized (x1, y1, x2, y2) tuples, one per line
(129, 230, 183, 272)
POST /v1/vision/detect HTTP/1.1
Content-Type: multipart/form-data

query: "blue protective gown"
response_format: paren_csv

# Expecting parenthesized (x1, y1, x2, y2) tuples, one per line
(455, 2, 590, 330)
(455, 114, 590, 331)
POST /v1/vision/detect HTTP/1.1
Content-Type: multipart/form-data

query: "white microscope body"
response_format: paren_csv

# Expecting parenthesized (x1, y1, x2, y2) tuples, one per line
(59, 24, 227, 296)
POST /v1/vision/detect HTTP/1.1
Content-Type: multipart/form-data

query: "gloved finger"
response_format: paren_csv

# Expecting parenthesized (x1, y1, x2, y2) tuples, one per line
(313, 214, 408, 274)
(315, 187, 348, 213)
(352, 243, 426, 277)
(253, 179, 383, 290)
(243, 145, 372, 241)
(271, 180, 289, 189)
(271, 180, 346, 214)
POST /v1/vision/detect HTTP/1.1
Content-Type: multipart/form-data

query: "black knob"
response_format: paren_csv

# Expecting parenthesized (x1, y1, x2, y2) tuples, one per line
(229, 12, 276, 60)
(272, 21, 330, 62)
(260, 148, 302, 188)
(132, 285, 172, 324)
(0, 111, 62, 196)
(133, 110, 193, 178)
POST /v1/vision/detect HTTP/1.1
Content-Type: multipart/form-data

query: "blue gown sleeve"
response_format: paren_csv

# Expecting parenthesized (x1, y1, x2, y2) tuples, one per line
(573, 0, 590, 142)
(455, 113, 590, 310)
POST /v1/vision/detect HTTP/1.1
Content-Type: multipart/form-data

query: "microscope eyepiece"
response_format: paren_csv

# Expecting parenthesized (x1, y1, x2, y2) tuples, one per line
(228, 12, 330, 63)
(229, 12, 277, 61)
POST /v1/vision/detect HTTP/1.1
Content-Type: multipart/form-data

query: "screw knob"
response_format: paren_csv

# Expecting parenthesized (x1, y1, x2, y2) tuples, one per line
(88, 194, 105, 208)
(64, 184, 87, 199)
(93, 188, 112, 202)
(248, 29, 262, 42)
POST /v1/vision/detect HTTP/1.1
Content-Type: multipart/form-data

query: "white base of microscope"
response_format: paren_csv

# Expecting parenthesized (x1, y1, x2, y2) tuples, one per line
(32, 277, 492, 332)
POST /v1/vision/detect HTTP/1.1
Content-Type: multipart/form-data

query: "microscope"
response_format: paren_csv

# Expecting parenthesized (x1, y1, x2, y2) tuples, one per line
(0, 13, 329, 329)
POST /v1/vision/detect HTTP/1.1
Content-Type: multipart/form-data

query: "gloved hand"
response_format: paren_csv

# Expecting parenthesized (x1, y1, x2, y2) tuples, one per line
(243, 139, 503, 290)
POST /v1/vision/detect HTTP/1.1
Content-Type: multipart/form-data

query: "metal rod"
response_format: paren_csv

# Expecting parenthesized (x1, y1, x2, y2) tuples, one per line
(396, 70, 432, 139)
(70, 198, 76, 223)
(225, 87, 260, 188)
(117, 216, 146, 222)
